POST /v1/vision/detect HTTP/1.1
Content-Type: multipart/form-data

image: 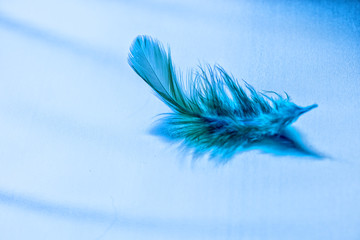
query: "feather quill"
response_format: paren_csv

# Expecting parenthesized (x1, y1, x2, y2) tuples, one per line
(128, 35, 317, 156)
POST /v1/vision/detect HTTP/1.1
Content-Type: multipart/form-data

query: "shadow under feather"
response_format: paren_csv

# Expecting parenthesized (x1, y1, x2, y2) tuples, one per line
(150, 119, 324, 163)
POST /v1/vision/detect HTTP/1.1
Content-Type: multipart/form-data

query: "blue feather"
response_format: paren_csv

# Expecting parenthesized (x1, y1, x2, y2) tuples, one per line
(128, 35, 317, 156)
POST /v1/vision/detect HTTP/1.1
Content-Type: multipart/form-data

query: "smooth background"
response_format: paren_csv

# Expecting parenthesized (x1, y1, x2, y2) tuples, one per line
(0, 0, 359, 239)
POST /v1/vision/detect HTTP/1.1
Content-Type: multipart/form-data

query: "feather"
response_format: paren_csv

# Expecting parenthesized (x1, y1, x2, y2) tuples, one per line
(128, 35, 317, 157)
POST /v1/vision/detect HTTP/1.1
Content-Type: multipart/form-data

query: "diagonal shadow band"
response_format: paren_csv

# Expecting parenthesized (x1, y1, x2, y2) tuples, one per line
(0, 189, 115, 223)
(0, 12, 122, 66)
(0, 189, 233, 235)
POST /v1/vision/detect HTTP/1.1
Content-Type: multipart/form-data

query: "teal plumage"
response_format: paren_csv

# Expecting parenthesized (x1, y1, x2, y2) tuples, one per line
(128, 35, 317, 156)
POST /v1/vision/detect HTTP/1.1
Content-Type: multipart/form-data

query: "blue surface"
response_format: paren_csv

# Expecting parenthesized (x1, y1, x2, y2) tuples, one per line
(0, 0, 360, 239)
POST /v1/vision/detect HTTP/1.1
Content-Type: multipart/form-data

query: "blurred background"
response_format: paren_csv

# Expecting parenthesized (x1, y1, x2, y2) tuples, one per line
(0, 0, 359, 239)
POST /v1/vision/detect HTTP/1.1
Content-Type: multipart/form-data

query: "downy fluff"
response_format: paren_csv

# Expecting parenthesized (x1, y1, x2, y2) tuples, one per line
(128, 35, 317, 156)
